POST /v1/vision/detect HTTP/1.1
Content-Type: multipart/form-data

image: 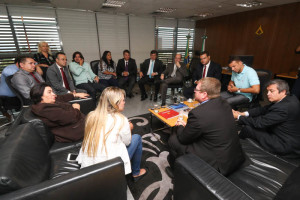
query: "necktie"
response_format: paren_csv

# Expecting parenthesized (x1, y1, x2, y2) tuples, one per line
(171, 64, 177, 77)
(149, 61, 154, 78)
(202, 65, 207, 78)
(124, 61, 128, 80)
(60, 68, 70, 90)
(30, 72, 40, 83)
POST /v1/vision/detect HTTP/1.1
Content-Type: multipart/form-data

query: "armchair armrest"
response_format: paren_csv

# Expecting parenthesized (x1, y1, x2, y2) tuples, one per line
(0, 157, 127, 200)
(174, 154, 251, 200)
(69, 97, 96, 115)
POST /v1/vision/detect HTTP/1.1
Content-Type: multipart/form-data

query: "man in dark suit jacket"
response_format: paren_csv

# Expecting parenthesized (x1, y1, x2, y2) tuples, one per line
(160, 54, 187, 106)
(233, 79, 300, 156)
(46, 52, 87, 95)
(184, 51, 222, 99)
(168, 77, 245, 176)
(116, 50, 137, 98)
(138, 50, 164, 101)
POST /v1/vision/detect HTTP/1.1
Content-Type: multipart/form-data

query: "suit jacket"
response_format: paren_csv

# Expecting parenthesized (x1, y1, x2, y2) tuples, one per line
(46, 63, 76, 95)
(11, 69, 44, 99)
(239, 95, 300, 155)
(192, 61, 222, 84)
(31, 94, 85, 143)
(177, 97, 245, 176)
(162, 62, 187, 80)
(116, 58, 137, 79)
(140, 58, 164, 79)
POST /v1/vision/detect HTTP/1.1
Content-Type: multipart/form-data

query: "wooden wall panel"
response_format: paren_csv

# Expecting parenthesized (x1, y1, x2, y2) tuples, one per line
(195, 2, 300, 75)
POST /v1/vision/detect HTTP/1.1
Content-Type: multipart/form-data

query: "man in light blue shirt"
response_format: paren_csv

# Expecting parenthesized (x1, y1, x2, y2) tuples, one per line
(221, 56, 260, 107)
(0, 57, 21, 97)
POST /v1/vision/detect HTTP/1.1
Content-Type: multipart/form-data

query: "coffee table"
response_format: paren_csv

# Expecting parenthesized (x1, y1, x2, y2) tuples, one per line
(148, 100, 199, 144)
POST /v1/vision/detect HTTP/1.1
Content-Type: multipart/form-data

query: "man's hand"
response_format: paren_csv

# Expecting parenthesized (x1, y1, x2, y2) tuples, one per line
(232, 109, 245, 119)
(151, 72, 157, 77)
(74, 92, 89, 99)
(139, 71, 143, 78)
(160, 74, 164, 80)
(72, 103, 80, 110)
(123, 71, 129, 76)
(175, 118, 186, 127)
(94, 76, 99, 83)
(129, 121, 134, 131)
(112, 72, 116, 77)
(175, 61, 181, 68)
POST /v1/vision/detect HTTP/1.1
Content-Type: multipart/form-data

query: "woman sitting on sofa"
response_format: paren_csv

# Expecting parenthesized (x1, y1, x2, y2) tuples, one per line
(30, 83, 89, 142)
(76, 86, 147, 182)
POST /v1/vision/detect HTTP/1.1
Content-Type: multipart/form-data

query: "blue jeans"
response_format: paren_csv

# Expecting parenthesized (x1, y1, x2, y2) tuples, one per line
(126, 134, 142, 176)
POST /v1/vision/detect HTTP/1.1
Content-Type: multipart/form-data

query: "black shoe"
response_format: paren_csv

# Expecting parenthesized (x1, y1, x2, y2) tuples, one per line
(127, 93, 134, 98)
(154, 95, 158, 102)
(141, 95, 146, 101)
(150, 94, 152, 101)
(133, 168, 148, 182)
(165, 167, 174, 179)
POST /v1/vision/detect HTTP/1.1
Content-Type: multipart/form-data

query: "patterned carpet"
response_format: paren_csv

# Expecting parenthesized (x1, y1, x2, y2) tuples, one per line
(127, 113, 173, 200)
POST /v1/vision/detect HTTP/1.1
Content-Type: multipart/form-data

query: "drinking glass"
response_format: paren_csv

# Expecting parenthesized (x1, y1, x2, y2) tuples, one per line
(153, 103, 160, 113)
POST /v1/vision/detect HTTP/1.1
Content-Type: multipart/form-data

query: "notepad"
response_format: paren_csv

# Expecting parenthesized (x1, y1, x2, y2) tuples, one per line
(158, 109, 179, 119)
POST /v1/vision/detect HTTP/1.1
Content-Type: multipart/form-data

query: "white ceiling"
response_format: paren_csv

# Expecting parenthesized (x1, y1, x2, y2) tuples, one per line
(1, 0, 299, 20)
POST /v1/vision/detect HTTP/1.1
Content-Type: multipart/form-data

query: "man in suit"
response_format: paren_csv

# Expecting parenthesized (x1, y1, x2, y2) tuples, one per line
(46, 52, 87, 95)
(11, 56, 45, 100)
(116, 50, 137, 98)
(167, 77, 245, 177)
(233, 79, 300, 156)
(221, 56, 260, 107)
(138, 50, 164, 101)
(160, 54, 187, 106)
(183, 51, 222, 99)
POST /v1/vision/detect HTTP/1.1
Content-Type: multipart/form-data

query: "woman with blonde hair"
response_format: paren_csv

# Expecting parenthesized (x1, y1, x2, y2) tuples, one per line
(33, 41, 55, 80)
(76, 86, 147, 182)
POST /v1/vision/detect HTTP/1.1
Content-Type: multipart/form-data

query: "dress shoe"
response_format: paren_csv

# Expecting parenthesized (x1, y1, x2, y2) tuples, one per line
(133, 168, 148, 182)
(127, 93, 134, 98)
(165, 167, 174, 179)
(154, 95, 158, 102)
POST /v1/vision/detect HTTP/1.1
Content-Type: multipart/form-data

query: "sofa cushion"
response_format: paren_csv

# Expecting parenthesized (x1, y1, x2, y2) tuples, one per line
(50, 146, 81, 179)
(0, 123, 51, 194)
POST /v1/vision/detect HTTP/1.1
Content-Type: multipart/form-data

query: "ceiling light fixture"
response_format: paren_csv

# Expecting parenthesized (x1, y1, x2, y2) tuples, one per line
(156, 8, 176, 13)
(194, 13, 212, 18)
(102, 0, 126, 8)
(236, 1, 262, 8)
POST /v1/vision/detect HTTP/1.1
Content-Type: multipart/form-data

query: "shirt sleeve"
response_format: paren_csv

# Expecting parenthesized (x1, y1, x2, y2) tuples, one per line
(119, 116, 131, 146)
(248, 68, 260, 86)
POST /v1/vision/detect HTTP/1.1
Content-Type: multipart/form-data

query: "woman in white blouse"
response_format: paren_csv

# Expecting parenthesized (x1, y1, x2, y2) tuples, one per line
(76, 86, 147, 182)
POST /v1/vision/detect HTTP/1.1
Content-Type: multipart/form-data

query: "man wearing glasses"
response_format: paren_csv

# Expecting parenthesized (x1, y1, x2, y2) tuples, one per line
(167, 77, 245, 178)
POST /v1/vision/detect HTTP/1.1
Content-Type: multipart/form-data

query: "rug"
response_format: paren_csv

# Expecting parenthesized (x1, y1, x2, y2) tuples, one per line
(127, 113, 173, 200)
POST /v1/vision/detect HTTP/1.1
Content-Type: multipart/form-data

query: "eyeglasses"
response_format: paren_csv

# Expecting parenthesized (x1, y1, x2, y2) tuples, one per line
(194, 89, 202, 92)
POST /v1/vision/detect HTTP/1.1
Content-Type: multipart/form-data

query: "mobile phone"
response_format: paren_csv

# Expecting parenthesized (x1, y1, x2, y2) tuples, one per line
(67, 153, 78, 162)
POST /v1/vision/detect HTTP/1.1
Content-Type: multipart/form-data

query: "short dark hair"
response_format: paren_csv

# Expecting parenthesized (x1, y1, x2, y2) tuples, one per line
(72, 51, 84, 62)
(228, 56, 242, 64)
(267, 79, 290, 95)
(200, 51, 210, 57)
(30, 83, 51, 104)
(123, 50, 130, 55)
(150, 50, 158, 56)
(19, 56, 34, 64)
(55, 52, 66, 59)
(194, 50, 201, 57)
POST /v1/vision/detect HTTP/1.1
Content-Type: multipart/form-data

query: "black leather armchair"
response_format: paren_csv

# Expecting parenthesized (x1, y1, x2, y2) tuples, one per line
(174, 139, 297, 200)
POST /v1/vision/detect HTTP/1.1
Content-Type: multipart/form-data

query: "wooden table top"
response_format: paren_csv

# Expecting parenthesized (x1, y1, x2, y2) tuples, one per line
(222, 68, 232, 75)
(275, 72, 298, 79)
(149, 101, 199, 127)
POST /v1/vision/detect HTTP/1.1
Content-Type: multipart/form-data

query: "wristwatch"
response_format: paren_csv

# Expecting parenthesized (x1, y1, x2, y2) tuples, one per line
(237, 88, 241, 93)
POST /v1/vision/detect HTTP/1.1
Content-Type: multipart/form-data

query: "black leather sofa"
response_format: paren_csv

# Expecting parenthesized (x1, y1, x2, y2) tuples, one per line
(0, 107, 127, 200)
(173, 139, 300, 200)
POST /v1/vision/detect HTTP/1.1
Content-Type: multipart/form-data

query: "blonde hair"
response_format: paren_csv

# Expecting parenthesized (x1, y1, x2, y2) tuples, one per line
(199, 77, 221, 99)
(37, 41, 51, 54)
(82, 87, 126, 157)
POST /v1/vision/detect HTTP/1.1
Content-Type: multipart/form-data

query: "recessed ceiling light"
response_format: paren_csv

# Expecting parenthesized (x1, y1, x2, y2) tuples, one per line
(194, 13, 213, 18)
(156, 8, 176, 13)
(102, 0, 126, 8)
(236, 1, 262, 8)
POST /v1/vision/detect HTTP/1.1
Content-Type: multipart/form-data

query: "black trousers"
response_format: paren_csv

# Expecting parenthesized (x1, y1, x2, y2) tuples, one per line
(76, 81, 105, 100)
(118, 76, 136, 95)
(168, 130, 187, 168)
(138, 76, 160, 96)
(160, 77, 183, 104)
(183, 85, 195, 99)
